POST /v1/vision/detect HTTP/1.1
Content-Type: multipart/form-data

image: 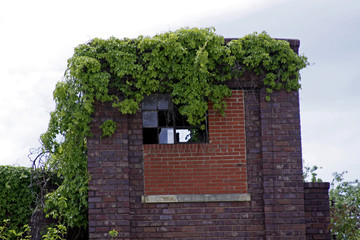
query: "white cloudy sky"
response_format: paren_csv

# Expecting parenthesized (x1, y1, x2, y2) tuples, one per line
(0, 0, 359, 182)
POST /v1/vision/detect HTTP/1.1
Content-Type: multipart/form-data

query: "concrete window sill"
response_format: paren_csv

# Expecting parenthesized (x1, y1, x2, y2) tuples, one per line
(142, 193, 251, 203)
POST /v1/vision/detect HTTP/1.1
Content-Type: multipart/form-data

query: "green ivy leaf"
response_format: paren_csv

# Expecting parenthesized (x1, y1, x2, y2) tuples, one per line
(99, 120, 117, 138)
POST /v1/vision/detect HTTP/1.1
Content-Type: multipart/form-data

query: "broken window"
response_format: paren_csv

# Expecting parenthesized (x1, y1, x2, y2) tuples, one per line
(142, 94, 207, 144)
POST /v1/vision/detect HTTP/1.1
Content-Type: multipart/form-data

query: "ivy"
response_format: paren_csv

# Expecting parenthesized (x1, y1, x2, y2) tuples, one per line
(99, 120, 117, 138)
(40, 27, 308, 228)
(228, 32, 308, 101)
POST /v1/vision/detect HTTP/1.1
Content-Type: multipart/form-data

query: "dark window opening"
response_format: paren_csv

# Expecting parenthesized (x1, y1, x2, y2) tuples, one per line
(142, 94, 207, 144)
(143, 128, 158, 144)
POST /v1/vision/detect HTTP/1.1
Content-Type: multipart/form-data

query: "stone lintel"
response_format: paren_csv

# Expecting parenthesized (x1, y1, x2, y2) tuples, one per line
(142, 193, 251, 203)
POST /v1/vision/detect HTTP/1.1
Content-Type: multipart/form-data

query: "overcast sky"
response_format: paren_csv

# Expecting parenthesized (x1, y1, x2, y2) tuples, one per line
(1, 0, 359, 182)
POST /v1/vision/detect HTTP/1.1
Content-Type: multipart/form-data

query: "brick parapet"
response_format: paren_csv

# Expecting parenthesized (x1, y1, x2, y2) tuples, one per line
(259, 89, 306, 239)
(304, 182, 331, 240)
(88, 101, 131, 239)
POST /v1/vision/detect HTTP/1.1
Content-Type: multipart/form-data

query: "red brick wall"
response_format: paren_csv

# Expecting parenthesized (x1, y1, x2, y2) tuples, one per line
(143, 90, 247, 195)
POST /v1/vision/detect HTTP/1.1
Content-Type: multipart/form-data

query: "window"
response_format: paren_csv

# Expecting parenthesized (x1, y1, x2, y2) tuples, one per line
(142, 94, 207, 144)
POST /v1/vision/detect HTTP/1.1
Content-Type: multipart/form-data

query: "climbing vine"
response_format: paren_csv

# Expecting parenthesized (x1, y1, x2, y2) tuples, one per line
(100, 120, 117, 138)
(229, 33, 308, 101)
(40, 27, 308, 228)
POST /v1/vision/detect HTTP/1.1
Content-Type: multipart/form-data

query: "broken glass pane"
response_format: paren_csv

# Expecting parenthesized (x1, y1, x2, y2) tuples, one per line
(174, 107, 190, 127)
(143, 128, 158, 144)
(158, 110, 173, 127)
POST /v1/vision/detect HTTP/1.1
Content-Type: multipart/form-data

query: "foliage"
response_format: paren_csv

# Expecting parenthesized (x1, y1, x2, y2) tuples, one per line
(0, 166, 34, 230)
(329, 172, 360, 239)
(40, 27, 308, 228)
(42, 224, 67, 240)
(100, 120, 117, 138)
(108, 229, 118, 240)
(229, 32, 308, 101)
(0, 165, 81, 239)
(303, 164, 323, 182)
(0, 219, 31, 240)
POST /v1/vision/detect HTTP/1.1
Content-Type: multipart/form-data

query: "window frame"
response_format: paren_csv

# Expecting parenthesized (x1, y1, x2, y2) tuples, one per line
(142, 94, 208, 144)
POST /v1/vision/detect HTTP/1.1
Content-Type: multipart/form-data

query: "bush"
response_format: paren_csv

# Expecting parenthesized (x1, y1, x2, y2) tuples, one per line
(0, 166, 35, 230)
(330, 172, 360, 239)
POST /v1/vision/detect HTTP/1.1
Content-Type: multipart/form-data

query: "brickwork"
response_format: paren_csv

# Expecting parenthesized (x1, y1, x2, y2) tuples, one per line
(260, 89, 306, 239)
(128, 89, 265, 239)
(87, 101, 131, 239)
(87, 38, 330, 239)
(143, 90, 247, 195)
(304, 182, 331, 239)
(129, 202, 264, 239)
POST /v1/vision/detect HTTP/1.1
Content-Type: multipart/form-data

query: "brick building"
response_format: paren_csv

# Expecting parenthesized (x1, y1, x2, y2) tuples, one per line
(87, 39, 331, 239)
